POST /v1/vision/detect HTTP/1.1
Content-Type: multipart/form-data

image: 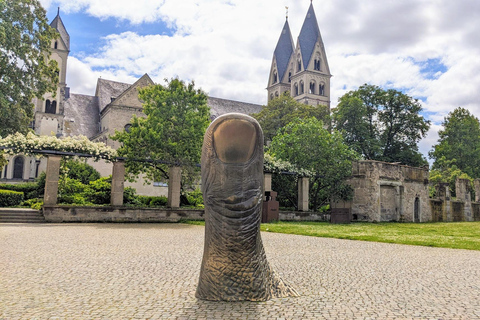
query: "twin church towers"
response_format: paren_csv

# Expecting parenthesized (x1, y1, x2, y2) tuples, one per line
(267, 3, 331, 110)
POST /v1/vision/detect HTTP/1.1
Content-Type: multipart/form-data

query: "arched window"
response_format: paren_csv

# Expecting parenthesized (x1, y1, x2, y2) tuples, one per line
(13, 156, 24, 179)
(309, 81, 316, 94)
(319, 83, 325, 96)
(288, 71, 292, 83)
(300, 81, 304, 94)
(54, 41, 58, 49)
(314, 58, 321, 71)
(124, 124, 132, 133)
(275, 91, 279, 98)
(273, 72, 278, 84)
(297, 59, 302, 72)
(270, 93, 274, 101)
(45, 100, 56, 114)
(294, 83, 299, 96)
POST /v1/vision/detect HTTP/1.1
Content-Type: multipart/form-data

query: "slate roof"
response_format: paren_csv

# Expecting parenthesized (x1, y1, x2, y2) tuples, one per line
(273, 19, 294, 82)
(63, 93, 100, 139)
(207, 97, 262, 119)
(298, 3, 321, 69)
(95, 78, 131, 113)
(50, 9, 70, 51)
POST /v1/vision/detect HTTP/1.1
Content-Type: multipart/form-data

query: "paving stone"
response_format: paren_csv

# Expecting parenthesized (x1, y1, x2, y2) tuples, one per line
(0, 223, 479, 319)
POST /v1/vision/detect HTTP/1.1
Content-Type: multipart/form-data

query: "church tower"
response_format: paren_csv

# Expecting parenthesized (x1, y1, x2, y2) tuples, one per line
(267, 16, 294, 101)
(267, 3, 332, 110)
(34, 8, 69, 137)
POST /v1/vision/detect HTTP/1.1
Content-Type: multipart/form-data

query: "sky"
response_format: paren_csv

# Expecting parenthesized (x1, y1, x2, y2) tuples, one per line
(39, 0, 480, 162)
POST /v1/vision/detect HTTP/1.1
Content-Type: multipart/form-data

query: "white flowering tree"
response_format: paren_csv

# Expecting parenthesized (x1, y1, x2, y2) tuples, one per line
(0, 132, 118, 161)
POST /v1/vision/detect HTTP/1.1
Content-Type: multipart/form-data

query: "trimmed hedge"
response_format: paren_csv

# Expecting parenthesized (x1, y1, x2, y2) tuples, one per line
(0, 182, 43, 200)
(137, 195, 168, 207)
(0, 189, 25, 207)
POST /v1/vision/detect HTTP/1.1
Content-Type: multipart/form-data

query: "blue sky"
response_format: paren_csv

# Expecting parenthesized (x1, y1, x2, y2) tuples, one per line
(40, 0, 480, 161)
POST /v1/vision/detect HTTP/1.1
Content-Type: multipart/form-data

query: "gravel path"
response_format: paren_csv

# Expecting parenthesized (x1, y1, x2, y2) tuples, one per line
(1, 223, 479, 319)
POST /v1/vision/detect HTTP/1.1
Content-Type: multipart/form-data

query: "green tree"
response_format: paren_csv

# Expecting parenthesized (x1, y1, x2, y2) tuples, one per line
(268, 117, 359, 211)
(112, 78, 210, 184)
(252, 92, 329, 143)
(0, 0, 59, 137)
(333, 84, 430, 167)
(60, 159, 101, 185)
(429, 107, 480, 179)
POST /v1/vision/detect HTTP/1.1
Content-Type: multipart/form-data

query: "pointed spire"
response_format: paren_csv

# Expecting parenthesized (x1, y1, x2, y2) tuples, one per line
(273, 18, 294, 83)
(298, 3, 321, 69)
(50, 7, 70, 51)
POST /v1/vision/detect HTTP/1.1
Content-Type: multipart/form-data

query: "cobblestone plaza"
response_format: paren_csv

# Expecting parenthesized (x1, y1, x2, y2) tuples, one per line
(1, 223, 479, 319)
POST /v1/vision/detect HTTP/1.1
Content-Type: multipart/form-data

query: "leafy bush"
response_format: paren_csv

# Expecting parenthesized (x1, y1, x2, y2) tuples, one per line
(0, 182, 38, 193)
(60, 160, 101, 185)
(22, 198, 43, 210)
(84, 176, 112, 205)
(124, 187, 140, 205)
(181, 189, 204, 208)
(0, 189, 24, 207)
(137, 195, 168, 207)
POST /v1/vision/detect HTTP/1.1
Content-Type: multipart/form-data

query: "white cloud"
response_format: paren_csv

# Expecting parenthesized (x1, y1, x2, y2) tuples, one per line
(42, 0, 480, 159)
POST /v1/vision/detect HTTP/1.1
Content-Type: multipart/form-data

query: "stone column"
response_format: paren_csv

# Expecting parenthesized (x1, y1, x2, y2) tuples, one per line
(263, 172, 272, 201)
(298, 177, 309, 212)
(475, 179, 480, 203)
(168, 166, 182, 208)
(44, 155, 61, 206)
(110, 161, 125, 206)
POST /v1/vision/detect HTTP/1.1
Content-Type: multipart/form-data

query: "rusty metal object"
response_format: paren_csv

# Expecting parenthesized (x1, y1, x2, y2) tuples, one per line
(196, 113, 298, 301)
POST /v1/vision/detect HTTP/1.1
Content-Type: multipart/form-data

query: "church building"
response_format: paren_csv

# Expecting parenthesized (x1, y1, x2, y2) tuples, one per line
(1, 4, 330, 196)
(267, 3, 331, 110)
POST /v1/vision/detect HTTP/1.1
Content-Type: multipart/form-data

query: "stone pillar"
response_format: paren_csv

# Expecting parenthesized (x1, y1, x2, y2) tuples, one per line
(110, 161, 125, 206)
(264, 172, 272, 192)
(298, 177, 309, 212)
(475, 179, 480, 203)
(44, 155, 61, 205)
(167, 166, 182, 208)
(456, 178, 471, 202)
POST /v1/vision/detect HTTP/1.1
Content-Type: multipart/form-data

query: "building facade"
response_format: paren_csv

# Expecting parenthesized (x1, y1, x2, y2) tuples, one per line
(1, 5, 327, 196)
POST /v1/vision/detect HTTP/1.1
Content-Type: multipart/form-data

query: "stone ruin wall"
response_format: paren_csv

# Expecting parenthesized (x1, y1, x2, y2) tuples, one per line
(431, 178, 480, 222)
(348, 161, 431, 222)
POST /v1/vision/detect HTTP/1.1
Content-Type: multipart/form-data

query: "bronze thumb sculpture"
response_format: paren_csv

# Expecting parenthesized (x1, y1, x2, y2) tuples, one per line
(196, 113, 298, 301)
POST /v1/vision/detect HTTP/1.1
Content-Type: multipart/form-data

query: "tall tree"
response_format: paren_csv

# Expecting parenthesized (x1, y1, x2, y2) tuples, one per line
(0, 0, 59, 137)
(111, 78, 210, 184)
(268, 117, 358, 211)
(252, 92, 329, 143)
(429, 107, 480, 178)
(333, 84, 430, 167)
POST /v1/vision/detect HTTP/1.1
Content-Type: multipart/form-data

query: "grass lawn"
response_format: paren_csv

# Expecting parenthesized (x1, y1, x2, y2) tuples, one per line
(184, 220, 480, 251)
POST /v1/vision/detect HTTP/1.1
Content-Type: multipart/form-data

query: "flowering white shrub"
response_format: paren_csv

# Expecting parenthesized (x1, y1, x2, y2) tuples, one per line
(264, 153, 313, 177)
(0, 132, 117, 161)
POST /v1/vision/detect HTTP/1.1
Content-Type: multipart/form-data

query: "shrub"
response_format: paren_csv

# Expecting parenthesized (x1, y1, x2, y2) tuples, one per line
(61, 160, 101, 185)
(0, 181, 42, 200)
(22, 198, 43, 210)
(182, 189, 204, 208)
(123, 187, 140, 205)
(137, 195, 168, 207)
(84, 176, 112, 205)
(0, 189, 24, 207)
